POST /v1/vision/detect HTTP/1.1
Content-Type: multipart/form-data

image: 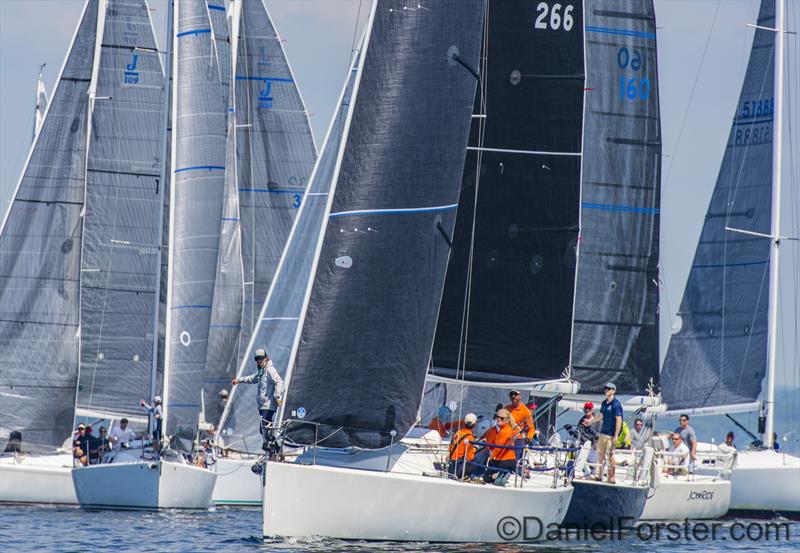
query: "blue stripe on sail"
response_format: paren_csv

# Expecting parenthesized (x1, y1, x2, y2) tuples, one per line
(177, 29, 211, 38)
(582, 202, 659, 214)
(732, 117, 773, 126)
(239, 188, 304, 194)
(329, 203, 459, 218)
(169, 403, 201, 408)
(691, 260, 768, 269)
(585, 26, 656, 39)
(235, 75, 294, 83)
(171, 304, 212, 310)
(221, 217, 239, 221)
(207, 4, 225, 10)
(174, 165, 225, 173)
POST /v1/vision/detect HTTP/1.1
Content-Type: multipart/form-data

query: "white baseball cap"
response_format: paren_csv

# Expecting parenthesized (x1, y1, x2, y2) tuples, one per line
(464, 413, 477, 427)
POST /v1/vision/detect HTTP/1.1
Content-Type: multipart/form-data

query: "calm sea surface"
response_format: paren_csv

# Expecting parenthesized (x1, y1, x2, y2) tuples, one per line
(0, 506, 797, 553)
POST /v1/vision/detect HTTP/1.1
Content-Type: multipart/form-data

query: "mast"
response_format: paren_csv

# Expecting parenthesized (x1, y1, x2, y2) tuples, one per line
(151, 0, 174, 406)
(73, 0, 107, 430)
(764, 0, 785, 449)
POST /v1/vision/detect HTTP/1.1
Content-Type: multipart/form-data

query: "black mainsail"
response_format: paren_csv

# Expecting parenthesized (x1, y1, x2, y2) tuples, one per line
(661, 0, 776, 414)
(432, 1, 586, 383)
(570, 0, 662, 395)
(281, 0, 485, 449)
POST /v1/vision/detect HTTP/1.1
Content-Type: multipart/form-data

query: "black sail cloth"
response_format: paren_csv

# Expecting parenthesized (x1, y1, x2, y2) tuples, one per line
(282, 0, 485, 449)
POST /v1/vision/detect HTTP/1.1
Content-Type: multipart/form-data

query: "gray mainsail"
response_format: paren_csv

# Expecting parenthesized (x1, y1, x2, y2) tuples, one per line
(570, 0, 662, 395)
(220, 45, 362, 451)
(76, 0, 166, 423)
(235, 0, 317, 363)
(202, 0, 241, 428)
(0, 0, 98, 450)
(661, 0, 776, 414)
(280, 0, 485, 450)
(163, 0, 228, 445)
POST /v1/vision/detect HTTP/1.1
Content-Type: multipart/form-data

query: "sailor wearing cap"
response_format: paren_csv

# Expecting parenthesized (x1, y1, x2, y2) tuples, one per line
(139, 395, 163, 452)
(232, 347, 284, 440)
(448, 413, 478, 479)
(582, 382, 623, 484)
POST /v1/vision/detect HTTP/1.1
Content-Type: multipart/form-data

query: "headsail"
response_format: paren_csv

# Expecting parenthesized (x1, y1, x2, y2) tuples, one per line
(432, 1, 586, 383)
(570, 0, 662, 395)
(203, 0, 242, 429)
(33, 64, 49, 140)
(0, 0, 98, 449)
(281, 0, 485, 450)
(163, 0, 228, 446)
(75, 0, 166, 425)
(220, 43, 363, 452)
(235, 0, 317, 368)
(661, 0, 776, 414)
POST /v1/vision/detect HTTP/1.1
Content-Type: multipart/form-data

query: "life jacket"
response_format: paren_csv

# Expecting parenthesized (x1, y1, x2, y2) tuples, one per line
(449, 428, 475, 461)
(490, 424, 516, 462)
(616, 421, 632, 448)
(505, 402, 535, 440)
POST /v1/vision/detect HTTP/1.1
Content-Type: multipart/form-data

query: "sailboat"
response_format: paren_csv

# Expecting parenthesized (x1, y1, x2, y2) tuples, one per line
(207, 0, 317, 507)
(70, 0, 223, 510)
(660, 0, 799, 518)
(0, 0, 102, 507)
(260, 1, 585, 542)
(33, 64, 48, 140)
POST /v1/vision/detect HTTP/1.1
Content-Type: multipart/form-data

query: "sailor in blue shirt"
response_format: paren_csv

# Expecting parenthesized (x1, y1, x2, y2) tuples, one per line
(583, 382, 623, 484)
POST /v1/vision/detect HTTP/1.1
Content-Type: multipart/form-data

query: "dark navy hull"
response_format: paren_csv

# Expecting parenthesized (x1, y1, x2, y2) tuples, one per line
(562, 479, 648, 527)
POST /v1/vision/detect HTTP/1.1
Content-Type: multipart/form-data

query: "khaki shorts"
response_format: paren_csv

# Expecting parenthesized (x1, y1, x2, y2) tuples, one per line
(597, 434, 615, 462)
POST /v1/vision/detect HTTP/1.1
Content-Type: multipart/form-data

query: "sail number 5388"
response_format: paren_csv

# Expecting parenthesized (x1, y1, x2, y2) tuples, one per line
(535, 3, 575, 31)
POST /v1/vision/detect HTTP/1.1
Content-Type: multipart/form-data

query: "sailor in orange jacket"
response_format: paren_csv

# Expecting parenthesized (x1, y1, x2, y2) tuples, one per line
(484, 409, 518, 484)
(505, 390, 536, 461)
(447, 413, 478, 479)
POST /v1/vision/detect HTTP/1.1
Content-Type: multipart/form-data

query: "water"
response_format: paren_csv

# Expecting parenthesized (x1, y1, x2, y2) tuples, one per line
(0, 506, 797, 552)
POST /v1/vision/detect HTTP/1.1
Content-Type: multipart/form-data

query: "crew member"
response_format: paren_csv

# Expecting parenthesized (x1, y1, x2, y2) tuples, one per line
(505, 390, 535, 461)
(583, 382, 623, 484)
(484, 409, 517, 485)
(140, 395, 163, 451)
(232, 347, 283, 440)
(448, 413, 478, 479)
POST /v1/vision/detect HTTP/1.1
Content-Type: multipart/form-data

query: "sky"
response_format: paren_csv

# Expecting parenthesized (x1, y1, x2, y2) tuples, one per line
(0, 0, 798, 396)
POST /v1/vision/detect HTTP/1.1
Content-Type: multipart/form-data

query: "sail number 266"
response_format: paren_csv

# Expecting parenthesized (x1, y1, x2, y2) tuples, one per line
(534, 3, 575, 31)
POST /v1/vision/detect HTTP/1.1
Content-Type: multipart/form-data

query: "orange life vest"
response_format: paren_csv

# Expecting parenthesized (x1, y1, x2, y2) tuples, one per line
(449, 428, 475, 461)
(490, 424, 516, 462)
(505, 402, 535, 440)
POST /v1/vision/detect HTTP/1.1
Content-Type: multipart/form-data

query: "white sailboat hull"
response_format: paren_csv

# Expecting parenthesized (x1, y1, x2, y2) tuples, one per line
(0, 454, 77, 505)
(72, 459, 216, 510)
(640, 476, 731, 520)
(212, 457, 262, 506)
(263, 461, 573, 542)
(724, 449, 800, 515)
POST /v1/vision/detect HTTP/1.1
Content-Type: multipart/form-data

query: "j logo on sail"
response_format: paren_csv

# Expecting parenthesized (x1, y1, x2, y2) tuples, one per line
(124, 54, 140, 86)
(258, 81, 273, 109)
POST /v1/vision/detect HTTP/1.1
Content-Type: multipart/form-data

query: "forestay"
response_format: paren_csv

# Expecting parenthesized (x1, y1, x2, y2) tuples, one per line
(0, 0, 98, 450)
(432, 0, 585, 383)
(164, 0, 228, 446)
(281, 0, 484, 450)
(220, 45, 363, 452)
(661, 0, 775, 413)
(76, 0, 166, 423)
(570, 0, 662, 395)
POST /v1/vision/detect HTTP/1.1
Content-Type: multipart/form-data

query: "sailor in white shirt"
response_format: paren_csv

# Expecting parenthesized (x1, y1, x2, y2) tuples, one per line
(109, 418, 137, 450)
(665, 433, 690, 475)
